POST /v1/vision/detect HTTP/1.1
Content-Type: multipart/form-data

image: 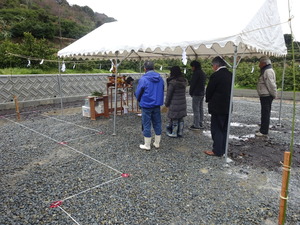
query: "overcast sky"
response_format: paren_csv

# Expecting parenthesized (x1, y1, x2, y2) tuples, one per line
(66, 0, 299, 41)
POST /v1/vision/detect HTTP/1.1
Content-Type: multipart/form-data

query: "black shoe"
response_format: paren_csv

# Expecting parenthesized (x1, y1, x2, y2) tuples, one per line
(189, 125, 200, 131)
(255, 131, 268, 137)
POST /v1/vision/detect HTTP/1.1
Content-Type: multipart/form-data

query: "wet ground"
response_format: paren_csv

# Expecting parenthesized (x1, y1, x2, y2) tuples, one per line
(1, 96, 299, 172)
(228, 97, 300, 172)
(0, 96, 299, 224)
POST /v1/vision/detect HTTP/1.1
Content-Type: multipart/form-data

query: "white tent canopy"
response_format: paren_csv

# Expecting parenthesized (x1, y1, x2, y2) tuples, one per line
(58, 0, 287, 60)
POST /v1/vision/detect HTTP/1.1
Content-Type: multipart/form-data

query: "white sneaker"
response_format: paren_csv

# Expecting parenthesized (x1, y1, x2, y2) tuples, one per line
(255, 132, 268, 137)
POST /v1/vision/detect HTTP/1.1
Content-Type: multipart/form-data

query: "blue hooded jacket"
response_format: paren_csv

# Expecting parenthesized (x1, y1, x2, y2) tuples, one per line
(135, 70, 164, 108)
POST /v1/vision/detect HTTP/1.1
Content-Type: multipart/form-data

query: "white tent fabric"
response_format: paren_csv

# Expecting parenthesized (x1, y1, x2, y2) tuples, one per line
(58, 0, 287, 59)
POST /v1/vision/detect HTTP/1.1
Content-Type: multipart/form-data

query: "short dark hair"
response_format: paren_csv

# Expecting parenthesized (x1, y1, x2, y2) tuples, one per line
(125, 76, 134, 84)
(212, 56, 226, 67)
(144, 61, 154, 70)
(170, 66, 182, 78)
(190, 60, 201, 69)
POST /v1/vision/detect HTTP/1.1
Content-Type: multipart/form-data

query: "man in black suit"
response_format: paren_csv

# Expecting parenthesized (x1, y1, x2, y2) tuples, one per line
(204, 56, 232, 157)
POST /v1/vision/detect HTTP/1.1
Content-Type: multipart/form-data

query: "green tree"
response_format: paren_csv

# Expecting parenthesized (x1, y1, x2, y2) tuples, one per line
(59, 19, 88, 39)
(14, 32, 57, 68)
(9, 9, 55, 39)
(235, 62, 258, 89)
(0, 0, 19, 8)
(0, 40, 22, 68)
(0, 16, 12, 40)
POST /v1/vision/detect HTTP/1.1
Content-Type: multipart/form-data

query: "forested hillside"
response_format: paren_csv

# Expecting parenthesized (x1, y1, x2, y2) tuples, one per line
(0, 0, 115, 43)
(0, 0, 117, 71)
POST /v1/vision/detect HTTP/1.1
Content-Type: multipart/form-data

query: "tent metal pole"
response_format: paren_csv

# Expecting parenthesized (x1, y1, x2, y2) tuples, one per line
(211, 47, 233, 68)
(112, 57, 118, 136)
(278, 56, 286, 126)
(224, 45, 238, 163)
(189, 46, 198, 59)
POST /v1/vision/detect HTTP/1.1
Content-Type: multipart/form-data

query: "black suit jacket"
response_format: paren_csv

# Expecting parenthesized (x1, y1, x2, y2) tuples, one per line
(205, 67, 232, 115)
(189, 68, 206, 96)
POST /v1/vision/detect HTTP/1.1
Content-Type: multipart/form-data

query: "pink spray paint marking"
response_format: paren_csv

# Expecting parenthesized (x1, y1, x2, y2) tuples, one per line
(50, 201, 63, 208)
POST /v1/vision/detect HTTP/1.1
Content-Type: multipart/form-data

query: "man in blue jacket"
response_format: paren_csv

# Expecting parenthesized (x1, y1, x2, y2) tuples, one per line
(135, 61, 164, 150)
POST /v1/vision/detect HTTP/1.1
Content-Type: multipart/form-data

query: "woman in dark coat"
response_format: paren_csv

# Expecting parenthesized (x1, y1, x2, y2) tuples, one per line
(164, 66, 187, 137)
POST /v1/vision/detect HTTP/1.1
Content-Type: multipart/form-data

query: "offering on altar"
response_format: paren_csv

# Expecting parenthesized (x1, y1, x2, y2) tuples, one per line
(108, 75, 127, 84)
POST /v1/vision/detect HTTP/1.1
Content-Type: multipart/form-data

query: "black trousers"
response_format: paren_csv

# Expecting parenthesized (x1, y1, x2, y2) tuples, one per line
(211, 114, 229, 156)
(259, 96, 273, 134)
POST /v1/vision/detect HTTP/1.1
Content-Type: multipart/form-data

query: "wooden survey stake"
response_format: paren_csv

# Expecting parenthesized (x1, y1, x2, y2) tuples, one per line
(13, 96, 20, 121)
(278, 151, 291, 225)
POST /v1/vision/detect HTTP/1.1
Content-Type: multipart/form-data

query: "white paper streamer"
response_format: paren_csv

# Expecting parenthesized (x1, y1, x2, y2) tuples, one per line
(27, 59, 31, 67)
(61, 62, 66, 72)
(182, 49, 187, 66)
(109, 59, 114, 72)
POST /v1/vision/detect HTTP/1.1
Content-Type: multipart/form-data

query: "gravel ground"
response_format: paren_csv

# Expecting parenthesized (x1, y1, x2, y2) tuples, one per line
(0, 96, 299, 225)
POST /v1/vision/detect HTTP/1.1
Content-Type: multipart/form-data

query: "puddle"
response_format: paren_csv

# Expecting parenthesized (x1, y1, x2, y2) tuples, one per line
(202, 130, 211, 137)
(230, 122, 257, 128)
(187, 113, 208, 116)
(203, 130, 255, 141)
(230, 134, 255, 141)
(270, 117, 279, 121)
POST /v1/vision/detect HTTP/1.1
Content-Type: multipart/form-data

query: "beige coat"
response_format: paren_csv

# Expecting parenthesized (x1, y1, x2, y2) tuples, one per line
(257, 68, 277, 98)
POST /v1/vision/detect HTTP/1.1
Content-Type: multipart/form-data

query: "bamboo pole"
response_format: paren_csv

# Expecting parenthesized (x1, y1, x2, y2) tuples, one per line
(278, 151, 291, 225)
(13, 96, 20, 121)
(278, 1, 297, 223)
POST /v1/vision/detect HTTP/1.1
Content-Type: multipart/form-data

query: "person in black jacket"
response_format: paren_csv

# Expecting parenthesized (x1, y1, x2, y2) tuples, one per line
(204, 56, 232, 157)
(165, 66, 187, 137)
(188, 60, 206, 130)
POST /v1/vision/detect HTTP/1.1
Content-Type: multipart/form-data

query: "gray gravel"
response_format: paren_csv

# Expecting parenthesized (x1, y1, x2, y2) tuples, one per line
(0, 96, 299, 225)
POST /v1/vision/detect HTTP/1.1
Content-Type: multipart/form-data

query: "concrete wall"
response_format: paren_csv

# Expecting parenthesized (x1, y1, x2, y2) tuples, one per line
(0, 73, 143, 110)
(0, 73, 298, 110)
(233, 88, 300, 101)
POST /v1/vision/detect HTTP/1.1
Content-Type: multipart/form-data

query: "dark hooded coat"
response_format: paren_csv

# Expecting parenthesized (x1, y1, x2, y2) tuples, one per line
(164, 76, 187, 119)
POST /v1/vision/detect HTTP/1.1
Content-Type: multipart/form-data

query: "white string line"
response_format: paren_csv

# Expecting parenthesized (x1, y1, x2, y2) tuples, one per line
(49, 176, 125, 225)
(3, 116, 64, 143)
(2, 111, 103, 136)
(64, 133, 101, 142)
(40, 114, 102, 133)
(2, 116, 122, 174)
(1, 108, 54, 118)
(58, 206, 81, 225)
(61, 143, 122, 174)
(7, 52, 114, 64)
(3, 115, 127, 223)
(63, 176, 123, 202)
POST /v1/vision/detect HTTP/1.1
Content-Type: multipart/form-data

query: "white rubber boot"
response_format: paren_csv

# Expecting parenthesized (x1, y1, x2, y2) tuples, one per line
(153, 135, 161, 149)
(139, 137, 151, 150)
